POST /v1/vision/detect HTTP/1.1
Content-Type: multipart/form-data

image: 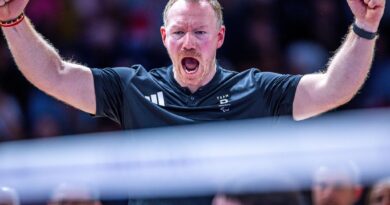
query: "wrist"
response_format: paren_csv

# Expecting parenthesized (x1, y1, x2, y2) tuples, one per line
(352, 21, 378, 40)
(0, 13, 25, 28)
(354, 19, 378, 33)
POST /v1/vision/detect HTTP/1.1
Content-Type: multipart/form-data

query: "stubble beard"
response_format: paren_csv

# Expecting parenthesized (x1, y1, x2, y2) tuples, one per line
(171, 50, 217, 91)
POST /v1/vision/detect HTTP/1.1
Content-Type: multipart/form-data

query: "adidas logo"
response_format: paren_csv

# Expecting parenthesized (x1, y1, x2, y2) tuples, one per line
(145, 91, 165, 106)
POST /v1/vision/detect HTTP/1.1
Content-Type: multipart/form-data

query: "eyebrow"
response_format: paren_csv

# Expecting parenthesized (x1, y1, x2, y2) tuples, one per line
(170, 25, 209, 30)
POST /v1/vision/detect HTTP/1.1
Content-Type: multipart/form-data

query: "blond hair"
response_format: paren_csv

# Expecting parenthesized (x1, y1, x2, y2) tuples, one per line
(163, 0, 224, 27)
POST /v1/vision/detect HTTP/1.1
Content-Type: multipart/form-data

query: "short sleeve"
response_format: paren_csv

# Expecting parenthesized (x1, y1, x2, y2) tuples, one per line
(256, 71, 302, 116)
(91, 68, 124, 124)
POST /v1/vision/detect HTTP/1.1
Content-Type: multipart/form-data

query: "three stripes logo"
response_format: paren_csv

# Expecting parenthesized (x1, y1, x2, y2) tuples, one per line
(145, 91, 165, 107)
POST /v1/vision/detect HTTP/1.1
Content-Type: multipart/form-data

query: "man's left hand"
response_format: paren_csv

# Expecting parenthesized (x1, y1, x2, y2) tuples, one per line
(347, 0, 386, 32)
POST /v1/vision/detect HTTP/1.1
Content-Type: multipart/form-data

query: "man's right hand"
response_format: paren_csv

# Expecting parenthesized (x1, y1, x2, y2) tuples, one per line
(1, 0, 96, 115)
(0, 0, 29, 21)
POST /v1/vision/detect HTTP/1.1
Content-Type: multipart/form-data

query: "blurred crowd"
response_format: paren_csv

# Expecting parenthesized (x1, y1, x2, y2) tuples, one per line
(1, 162, 390, 205)
(1, 0, 390, 140)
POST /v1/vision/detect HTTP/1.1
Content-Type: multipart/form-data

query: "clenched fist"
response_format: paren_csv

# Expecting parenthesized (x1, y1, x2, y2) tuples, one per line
(347, 0, 386, 32)
(0, 0, 29, 21)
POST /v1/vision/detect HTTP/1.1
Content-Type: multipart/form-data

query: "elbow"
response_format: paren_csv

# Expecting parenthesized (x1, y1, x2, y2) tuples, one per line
(320, 74, 362, 109)
(340, 93, 355, 105)
(318, 89, 356, 113)
(333, 86, 359, 107)
(293, 114, 310, 122)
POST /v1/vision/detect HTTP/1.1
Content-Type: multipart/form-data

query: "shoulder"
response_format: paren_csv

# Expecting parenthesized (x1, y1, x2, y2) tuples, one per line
(227, 67, 302, 90)
(99, 64, 149, 75)
(243, 68, 301, 82)
(149, 66, 170, 77)
(91, 64, 152, 81)
(219, 66, 239, 76)
(147, 66, 173, 85)
(221, 67, 262, 81)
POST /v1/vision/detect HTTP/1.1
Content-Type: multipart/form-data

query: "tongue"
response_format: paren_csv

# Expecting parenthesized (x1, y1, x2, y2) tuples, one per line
(183, 58, 199, 71)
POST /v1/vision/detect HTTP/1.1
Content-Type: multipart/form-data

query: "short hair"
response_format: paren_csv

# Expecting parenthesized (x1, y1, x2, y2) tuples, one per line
(163, 0, 224, 27)
(313, 162, 361, 186)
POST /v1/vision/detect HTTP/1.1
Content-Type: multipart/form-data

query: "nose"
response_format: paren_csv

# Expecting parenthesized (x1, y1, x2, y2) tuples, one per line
(182, 32, 196, 50)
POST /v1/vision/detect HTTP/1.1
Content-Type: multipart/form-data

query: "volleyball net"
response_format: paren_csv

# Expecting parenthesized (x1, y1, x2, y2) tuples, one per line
(0, 108, 389, 202)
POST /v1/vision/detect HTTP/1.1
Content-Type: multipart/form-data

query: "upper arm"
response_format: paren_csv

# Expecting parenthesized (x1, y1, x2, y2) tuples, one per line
(48, 61, 96, 114)
(293, 73, 348, 121)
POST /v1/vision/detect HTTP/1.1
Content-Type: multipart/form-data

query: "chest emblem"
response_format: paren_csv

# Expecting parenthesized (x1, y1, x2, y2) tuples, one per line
(217, 94, 231, 113)
(145, 91, 165, 107)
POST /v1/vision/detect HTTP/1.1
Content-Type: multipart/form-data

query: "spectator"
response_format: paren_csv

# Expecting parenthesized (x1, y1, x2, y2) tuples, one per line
(312, 163, 362, 205)
(367, 177, 390, 205)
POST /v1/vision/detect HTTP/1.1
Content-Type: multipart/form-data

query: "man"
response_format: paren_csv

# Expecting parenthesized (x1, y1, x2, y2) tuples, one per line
(0, 0, 386, 129)
(312, 164, 363, 205)
(368, 177, 390, 205)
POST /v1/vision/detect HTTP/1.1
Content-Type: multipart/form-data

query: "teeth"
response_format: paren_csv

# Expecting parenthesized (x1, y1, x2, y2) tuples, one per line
(181, 57, 199, 74)
(183, 65, 198, 74)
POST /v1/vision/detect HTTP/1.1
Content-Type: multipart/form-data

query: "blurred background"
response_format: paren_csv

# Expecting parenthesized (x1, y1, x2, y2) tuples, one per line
(0, 0, 390, 140)
(1, 1, 390, 205)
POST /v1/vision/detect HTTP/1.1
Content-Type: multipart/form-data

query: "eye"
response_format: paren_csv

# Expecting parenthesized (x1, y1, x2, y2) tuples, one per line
(195, 31, 206, 35)
(173, 31, 185, 35)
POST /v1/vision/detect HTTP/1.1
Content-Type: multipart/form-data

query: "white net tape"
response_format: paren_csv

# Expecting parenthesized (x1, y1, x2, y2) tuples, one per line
(0, 109, 389, 201)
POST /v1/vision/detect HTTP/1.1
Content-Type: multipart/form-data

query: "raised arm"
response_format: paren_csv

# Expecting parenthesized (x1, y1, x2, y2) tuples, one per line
(293, 0, 386, 120)
(1, 0, 96, 114)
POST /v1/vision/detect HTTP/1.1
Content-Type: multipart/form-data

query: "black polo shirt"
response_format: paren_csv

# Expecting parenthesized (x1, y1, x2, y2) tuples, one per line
(92, 65, 302, 129)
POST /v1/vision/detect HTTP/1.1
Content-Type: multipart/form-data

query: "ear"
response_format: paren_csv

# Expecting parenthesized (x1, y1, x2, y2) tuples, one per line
(161, 26, 167, 48)
(217, 25, 226, 49)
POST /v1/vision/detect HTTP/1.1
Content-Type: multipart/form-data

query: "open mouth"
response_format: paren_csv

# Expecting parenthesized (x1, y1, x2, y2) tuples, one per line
(181, 57, 200, 74)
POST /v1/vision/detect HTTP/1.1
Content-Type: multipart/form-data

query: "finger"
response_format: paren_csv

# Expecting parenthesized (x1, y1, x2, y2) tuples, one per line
(0, 0, 12, 6)
(368, 0, 385, 8)
(370, 0, 385, 7)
